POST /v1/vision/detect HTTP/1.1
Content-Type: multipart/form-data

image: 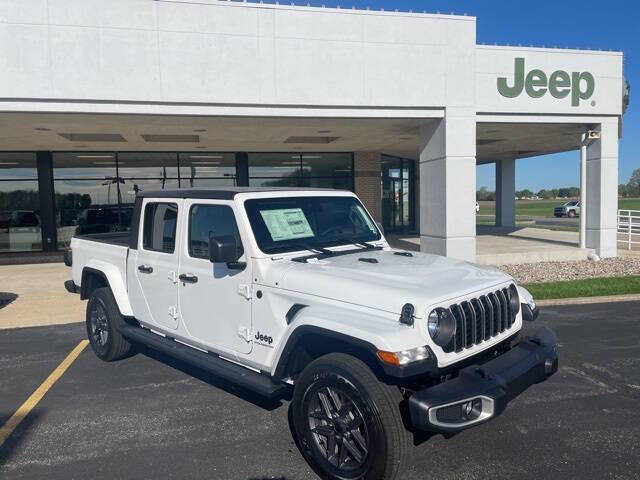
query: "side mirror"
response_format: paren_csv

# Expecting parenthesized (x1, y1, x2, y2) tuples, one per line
(209, 234, 245, 270)
(376, 221, 385, 235)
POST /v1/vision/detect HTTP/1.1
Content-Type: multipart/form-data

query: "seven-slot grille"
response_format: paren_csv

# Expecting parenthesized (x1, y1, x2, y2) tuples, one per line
(442, 285, 517, 353)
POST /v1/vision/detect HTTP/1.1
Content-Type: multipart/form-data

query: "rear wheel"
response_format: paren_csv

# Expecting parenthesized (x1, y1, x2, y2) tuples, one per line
(292, 353, 410, 480)
(86, 287, 133, 361)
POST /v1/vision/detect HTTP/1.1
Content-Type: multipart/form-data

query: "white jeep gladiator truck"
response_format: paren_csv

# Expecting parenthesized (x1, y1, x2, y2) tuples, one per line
(65, 187, 557, 480)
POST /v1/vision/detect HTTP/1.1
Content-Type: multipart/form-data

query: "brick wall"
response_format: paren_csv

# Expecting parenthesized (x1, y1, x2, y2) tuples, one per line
(354, 151, 382, 221)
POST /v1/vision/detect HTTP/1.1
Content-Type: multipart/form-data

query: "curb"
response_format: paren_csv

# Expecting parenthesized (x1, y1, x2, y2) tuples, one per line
(536, 293, 640, 306)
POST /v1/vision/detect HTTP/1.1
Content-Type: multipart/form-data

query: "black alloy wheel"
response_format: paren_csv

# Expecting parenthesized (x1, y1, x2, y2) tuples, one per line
(306, 384, 370, 472)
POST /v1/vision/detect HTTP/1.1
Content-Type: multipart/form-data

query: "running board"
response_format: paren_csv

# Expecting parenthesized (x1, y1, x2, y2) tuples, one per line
(119, 324, 287, 398)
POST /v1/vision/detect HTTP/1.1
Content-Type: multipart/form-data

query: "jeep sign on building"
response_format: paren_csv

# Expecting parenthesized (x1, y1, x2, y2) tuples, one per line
(0, 0, 626, 260)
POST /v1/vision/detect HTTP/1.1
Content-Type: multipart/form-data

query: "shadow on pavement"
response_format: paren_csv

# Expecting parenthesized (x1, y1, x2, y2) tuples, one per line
(0, 292, 18, 309)
(138, 345, 291, 411)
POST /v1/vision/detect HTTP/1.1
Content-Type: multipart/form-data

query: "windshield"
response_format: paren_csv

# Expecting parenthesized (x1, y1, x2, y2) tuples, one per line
(564, 201, 578, 206)
(244, 196, 382, 254)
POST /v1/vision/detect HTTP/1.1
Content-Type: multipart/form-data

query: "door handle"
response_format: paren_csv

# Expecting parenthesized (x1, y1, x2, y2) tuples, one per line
(138, 264, 153, 274)
(179, 273, 198, 284)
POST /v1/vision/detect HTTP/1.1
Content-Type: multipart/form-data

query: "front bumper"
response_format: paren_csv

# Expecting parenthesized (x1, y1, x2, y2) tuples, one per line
(408, 327, 558, 433)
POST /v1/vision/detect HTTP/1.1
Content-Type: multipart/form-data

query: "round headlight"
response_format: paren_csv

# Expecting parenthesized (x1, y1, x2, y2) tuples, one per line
(427, 308, 456, 347)
(508, 284, 520, 315)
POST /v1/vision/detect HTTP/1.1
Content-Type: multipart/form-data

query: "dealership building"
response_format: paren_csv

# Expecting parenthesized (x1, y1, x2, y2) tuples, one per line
(0, 0, 627, 261)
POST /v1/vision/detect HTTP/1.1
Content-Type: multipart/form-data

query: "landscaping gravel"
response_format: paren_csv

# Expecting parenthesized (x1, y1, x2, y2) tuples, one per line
(499, 255, 640, 284)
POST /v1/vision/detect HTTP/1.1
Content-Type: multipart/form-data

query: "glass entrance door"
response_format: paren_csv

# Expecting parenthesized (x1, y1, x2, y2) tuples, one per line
(381, 156, 414, 233)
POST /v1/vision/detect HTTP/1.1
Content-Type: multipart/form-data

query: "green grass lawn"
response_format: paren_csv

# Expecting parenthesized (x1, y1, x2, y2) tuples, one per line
(523, 276, 640, 300)
(477, 197, 640, 223)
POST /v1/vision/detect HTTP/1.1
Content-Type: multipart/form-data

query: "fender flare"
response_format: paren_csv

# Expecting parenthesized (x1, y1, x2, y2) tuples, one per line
(81, 262, 134, 317)
(272, 323, 437, 381)
(272, 325, 380, 380)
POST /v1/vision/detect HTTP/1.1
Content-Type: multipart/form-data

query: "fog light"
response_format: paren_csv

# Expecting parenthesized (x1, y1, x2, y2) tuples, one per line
(461, 398, 482, 421)
(430, 396, 495, 427)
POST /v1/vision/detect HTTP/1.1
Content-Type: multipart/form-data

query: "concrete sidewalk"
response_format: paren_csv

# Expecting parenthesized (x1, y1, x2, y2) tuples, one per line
(0, 263, 85, 330)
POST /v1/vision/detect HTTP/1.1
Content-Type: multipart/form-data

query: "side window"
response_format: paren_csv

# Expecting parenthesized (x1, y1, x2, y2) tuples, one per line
(189, 205, 244, 259)
(142, 202, 178, 253)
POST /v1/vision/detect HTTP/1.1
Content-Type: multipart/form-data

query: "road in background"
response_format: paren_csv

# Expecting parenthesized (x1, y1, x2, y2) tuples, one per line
(477, 198, 640, 226)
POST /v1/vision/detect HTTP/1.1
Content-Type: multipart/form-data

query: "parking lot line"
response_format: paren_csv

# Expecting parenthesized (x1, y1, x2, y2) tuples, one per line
(0, 339, 89, 447)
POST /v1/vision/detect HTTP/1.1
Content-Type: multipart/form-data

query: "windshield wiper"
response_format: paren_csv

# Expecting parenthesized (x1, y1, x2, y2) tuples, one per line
(287, 243, 333, 256)
(328, 238, 381, 250)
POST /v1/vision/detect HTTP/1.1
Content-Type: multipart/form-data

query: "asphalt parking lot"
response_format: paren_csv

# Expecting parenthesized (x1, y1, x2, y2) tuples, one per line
(1, 302, 639, 480)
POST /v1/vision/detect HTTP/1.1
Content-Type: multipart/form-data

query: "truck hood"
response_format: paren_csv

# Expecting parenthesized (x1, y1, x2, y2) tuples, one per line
(276, 249, 512, 317)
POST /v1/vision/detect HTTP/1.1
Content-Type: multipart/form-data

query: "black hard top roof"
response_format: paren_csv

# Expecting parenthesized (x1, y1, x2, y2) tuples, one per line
(136, 187, 347, 200)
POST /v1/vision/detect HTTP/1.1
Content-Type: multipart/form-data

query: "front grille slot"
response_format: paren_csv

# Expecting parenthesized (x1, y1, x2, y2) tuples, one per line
(442, 284, 517, 354)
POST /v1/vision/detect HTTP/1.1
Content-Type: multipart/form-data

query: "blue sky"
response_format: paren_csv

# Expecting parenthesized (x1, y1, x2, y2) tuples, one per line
(265, 0, 638, 192)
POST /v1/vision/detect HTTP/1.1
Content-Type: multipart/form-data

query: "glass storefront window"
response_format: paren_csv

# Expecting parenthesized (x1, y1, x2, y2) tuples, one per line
(53, 153, 121, 248)
(0, 181, 42, 252)
(117, 152, 179, 179)
(54, 178, 125, 247)
(0, 153, 41, 252)
(0, 152, 38, 179)
(248, 153, 301, 179)
(0, 150, 356, 253)
(179, 153, 235, 185)
(301, 176, 352, 190)
(249, 153, 353, 190)
(52, 152, 117, 179)
(249, 153, 302, 187)
(301, 153, 352, 178)
(119, 178, 180, 206)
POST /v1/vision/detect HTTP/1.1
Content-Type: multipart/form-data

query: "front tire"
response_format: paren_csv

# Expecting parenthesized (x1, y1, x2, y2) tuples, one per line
(292, 353, 410, 480)
(86, 287, 133, 362)
(568, 210, 576, 218)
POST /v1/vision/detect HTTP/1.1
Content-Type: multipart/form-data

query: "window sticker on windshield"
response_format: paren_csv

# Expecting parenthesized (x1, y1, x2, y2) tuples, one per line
(260, 208, 315, 241)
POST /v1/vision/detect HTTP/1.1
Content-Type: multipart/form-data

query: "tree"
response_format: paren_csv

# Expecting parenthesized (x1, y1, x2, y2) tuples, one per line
(537, 189, 554, 199)
(476, 186, 494, 201)
(627, 168, 640, 197)
(619, 184, 629, 197)
(516, 189, 533, 199)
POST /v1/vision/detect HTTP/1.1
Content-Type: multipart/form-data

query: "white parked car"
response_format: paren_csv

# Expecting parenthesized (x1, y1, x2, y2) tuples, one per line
(554, 200, 581, 218)
(65, 187, 557, 480)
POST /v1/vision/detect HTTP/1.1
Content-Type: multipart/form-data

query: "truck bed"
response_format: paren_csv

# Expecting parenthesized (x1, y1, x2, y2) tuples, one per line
(75, 231, 130, 246)
(70, 233, 130, 292)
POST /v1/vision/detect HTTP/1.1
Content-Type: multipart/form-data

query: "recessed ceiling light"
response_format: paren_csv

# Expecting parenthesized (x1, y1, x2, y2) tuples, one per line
(0, 162, 19, 165)
(92, 162, 117, 165)
(285, 136, 339, 144)
(76, 155, 114, 159)
(301, 155, 321, 159)
(193, 129, 207, 132)
(317, 130, 331, 134)
(189, 155, 223, 159)
(60, 133, 126, 142)
(196, 146, 207, 149)
(35, 127, 51, 131)
(282, 161, 302, 165)
(141, 134, 199, 143)
(191, 162, 220, 165)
